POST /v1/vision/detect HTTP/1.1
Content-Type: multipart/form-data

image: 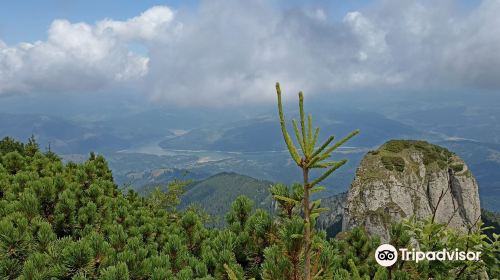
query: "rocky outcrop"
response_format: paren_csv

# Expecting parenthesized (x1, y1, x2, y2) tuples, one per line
(317, 192, 347, 237)
(342, 140, 481, 241)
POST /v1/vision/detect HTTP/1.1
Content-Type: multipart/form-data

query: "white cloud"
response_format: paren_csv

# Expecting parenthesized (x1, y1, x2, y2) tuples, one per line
(1, 1, 500, 105)
(0, 5, 175, 94)
(97, 6, 178, 42)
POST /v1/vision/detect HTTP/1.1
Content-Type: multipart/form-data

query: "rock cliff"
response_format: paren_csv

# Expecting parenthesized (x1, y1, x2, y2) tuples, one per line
(342, 140, 481, 241)
(317, 192, 347, 237)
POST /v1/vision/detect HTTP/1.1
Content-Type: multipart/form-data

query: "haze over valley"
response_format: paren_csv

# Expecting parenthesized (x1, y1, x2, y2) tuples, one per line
(2, 91, 499, 211)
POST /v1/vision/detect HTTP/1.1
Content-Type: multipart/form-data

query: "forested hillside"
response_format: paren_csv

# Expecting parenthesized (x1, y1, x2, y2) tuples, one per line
(0, 137, 498, 279)
(178, 173, 273, 224)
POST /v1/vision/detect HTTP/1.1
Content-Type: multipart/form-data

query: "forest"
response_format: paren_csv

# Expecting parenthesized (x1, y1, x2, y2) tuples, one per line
(0, 84, 498, 279)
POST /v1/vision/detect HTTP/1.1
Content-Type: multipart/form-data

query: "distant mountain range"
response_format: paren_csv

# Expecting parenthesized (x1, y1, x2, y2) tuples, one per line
(159, 108, 421, 152)
(0, 112, 167, 154)
(2, 105, 499, 211)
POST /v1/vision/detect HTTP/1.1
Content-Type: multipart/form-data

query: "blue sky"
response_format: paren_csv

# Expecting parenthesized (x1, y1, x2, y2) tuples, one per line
(0, 0, 197, 44)
(0, 0, 483, 44)
(0, 0, 377, 44)
(0, 0, 496, 107)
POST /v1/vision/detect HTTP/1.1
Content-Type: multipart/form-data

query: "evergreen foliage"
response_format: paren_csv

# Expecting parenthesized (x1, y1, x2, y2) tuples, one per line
(0, 136, 244, 279)
(0, 131, 498, 279)
(275, 82, 359, 279)
(178, 173, 273, 225)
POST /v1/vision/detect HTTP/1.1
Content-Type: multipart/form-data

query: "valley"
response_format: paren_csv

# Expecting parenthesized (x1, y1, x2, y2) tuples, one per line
(1, 98, 500, 212)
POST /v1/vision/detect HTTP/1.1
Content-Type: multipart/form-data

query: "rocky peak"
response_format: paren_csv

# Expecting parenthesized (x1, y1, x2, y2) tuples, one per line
(342, 140, 481, 241)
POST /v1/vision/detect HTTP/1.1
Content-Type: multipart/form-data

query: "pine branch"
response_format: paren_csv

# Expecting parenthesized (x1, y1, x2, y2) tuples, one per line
(224, 264, 239, 280)
(311, 127, 320, 153)
(310, 136, 334, 159)
(318, 129, 359, 158)
(311, 207, 329, 215)
(306, 155, 321, 168)
(307, 114, 313, 155)
(310, 160, 347, 187)
(292, 119, 306, 154)
(273, 195, 299, 204)
(299, 92, 307, 149)
(276, 83, 301, 164)
(310, 186, 325, 193)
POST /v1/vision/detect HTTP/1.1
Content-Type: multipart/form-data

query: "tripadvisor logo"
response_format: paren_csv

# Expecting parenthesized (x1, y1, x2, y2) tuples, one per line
(375, 244, 482, 267)
(375, 244, 398, 267)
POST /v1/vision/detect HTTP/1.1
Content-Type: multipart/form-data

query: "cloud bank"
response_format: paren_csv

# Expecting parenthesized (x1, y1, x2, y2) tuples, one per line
(0, 6, 176, 94)
(1, 0, 499, 106)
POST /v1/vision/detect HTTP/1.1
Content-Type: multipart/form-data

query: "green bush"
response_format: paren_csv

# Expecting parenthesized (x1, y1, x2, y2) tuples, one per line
(381, 156, 405, 172)
(383, 140, 411, 153)
(450, 163, 464, 172)
(0, 136, 497, 279)
(382, 140, 454, 169)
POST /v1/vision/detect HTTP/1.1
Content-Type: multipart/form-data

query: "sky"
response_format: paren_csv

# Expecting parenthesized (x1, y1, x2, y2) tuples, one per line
(0, 0, 497, 108)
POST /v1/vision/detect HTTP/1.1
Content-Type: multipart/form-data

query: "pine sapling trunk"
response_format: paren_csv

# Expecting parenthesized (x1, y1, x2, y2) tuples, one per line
(275, 82, 359, 280)
(302, 165, 311, 280)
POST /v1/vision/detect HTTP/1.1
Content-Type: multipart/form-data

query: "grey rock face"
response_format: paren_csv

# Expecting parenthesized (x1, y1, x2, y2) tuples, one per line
(342, 140, 481, 241)
(317, 192, 346, 236)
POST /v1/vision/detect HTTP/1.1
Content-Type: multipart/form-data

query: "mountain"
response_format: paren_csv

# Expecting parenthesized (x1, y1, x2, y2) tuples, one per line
(100, 148, 365, 197)
(5, 107, 500, 209)
(0, 112, 140, 154)
(317, 192, 347, 237)
(343, 140, 481, 241)
(128, 168, 210, 194)
(158, 117, 284, 152)
(395, 104, 500, 144)
(154, 110, 421, 196)
(4, 133, 496, 278)
(179, 172, 274, 224)
(159, 109, 421, 152)
(438, 139, 500, 211)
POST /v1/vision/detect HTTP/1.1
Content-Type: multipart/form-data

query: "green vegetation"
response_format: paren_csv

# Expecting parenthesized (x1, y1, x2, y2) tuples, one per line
(2, 91, 500, 280)
(375, 140, 462, 173)
(0, 136, 375, 279)
(275, 82, 359, 280)
(450, 163, 464, 172)
(0, 136, 379, 279)
(0, 132, 499, 279)
(381, 140, 453, 169)
(178, 172, 273, 225)
(402, 216, 500, 279)
(380, 156, 405, 172)
(382, 140, 412, 153)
